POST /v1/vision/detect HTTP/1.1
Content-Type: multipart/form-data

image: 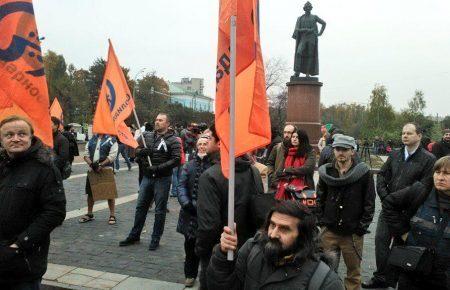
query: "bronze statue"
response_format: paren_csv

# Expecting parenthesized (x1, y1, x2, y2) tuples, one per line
(292, 1, 326, 77)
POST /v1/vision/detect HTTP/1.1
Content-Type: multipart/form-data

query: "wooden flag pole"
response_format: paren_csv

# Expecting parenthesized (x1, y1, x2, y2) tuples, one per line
(227, 15, 237, 261)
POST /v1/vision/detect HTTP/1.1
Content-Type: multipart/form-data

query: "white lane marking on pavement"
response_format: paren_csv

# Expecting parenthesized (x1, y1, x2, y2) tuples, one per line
(65, 193, 138, 220)
(66, 166, 138, 180)
(72, 162, 86, 166)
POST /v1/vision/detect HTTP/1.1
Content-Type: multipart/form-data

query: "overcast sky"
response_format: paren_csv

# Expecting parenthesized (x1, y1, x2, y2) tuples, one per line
(33, 0, 450, 116)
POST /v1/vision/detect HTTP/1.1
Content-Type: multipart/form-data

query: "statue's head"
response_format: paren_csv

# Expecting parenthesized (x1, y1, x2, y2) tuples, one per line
(303, 1, 313, 13)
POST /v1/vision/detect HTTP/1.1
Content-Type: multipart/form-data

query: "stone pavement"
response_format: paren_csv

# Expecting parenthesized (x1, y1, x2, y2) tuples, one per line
(46, 158, 386, 289)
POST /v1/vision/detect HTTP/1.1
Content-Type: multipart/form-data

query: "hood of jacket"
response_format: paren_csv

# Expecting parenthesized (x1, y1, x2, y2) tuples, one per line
(318, 161, 370, 187)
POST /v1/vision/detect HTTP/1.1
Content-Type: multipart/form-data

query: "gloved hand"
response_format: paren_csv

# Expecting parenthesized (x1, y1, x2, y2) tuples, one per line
(137, 148, 152, 158)
(382, 194, 395, 210)
(144, 165, 159, 176)
(91, 161, 100, 172)
(183, 203, 197, 216)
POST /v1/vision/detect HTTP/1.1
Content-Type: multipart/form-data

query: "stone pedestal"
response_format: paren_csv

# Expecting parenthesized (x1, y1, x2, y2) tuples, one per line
(286, 77, 322, 145)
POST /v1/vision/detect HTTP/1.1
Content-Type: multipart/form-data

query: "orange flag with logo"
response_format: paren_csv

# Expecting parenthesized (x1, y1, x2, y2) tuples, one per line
(215, 0, 271, 177)
(50, 97, 63, 123)
(92, 40, 138, 149)
(0, 0, 53, 147)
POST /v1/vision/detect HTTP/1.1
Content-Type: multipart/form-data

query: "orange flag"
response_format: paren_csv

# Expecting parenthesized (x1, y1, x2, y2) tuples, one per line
(50, 97, 63, 123)
(0, 0, 53, 147)
(92, 40, 138, 149)
(215, 0, 271, 177)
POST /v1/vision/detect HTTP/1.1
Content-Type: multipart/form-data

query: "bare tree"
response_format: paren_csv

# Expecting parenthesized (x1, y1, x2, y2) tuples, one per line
(265, 56, 289, 93)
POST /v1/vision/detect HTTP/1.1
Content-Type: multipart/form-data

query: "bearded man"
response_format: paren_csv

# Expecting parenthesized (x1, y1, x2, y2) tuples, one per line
(206, 200, 343, 289)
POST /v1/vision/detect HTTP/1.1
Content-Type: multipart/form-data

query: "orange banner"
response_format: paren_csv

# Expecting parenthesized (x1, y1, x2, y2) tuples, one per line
(50, 97, 63, 123)
(0, 0, 53, 147)
(215, 0, 271, 177)
(92, 40, 138, 149)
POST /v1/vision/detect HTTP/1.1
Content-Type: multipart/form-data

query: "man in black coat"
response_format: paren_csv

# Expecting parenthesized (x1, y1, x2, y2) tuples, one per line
(207, 200, 343, 290)
(195, 124, 264, 290)
(120, 113, 181, 251)
(431, 128, 450, 159)
(363, 123, 436, 289)
(62, 124, 79, 165)
(51, 117, 70, 175)
(0, 115, 66, 289)
(317, 135, 375, 290)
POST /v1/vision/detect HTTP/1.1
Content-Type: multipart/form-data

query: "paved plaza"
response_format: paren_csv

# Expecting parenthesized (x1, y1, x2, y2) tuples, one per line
(44, 156, 387, 289)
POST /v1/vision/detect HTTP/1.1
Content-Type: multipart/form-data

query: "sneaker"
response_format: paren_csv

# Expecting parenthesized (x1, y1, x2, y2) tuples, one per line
(119, 237, 140, 247)
(361, 277, 389, 289)
(148, 239, 159, 251)
(185, 278, 195, 287)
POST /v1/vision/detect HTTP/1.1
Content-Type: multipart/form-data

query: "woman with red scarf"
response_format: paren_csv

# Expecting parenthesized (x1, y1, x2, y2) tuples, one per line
(275, 129, 316, 200)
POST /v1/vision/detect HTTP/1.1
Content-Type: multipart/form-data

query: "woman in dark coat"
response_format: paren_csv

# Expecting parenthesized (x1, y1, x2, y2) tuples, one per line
(176, 136, 211, 287)
(275, 129, 316, 200)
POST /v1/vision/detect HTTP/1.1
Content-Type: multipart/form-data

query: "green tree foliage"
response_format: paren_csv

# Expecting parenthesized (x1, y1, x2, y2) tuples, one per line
(361, 84, 396, 140)
(442, 116, 450, 129)
(321, 103, 366, 137)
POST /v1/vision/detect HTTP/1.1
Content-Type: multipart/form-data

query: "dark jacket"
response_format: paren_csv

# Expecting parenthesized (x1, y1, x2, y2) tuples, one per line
(176, 154, 212, 238)
(195, 154, 263, 258)
(52, 131, 69, 172)
(275, 148, 316, 190)
(405, 189, 449, 286)
(266, 142, 287, 190)
(318, 145, 333, 167)
(317, 161, 375, 236)
(431, 139, 450, 160)
(0, 137, 66, 283)
(381, 180, 432, 236)
(207, 233, 344, 290)
(138, 130, 181, 177)
(87, 135, 116, 168)
(62, 131, 79, 162)
(377, 146, 435, 202)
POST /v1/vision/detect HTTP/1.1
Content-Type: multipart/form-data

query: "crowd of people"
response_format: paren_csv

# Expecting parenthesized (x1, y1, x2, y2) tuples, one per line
(0, 112, 449, 290)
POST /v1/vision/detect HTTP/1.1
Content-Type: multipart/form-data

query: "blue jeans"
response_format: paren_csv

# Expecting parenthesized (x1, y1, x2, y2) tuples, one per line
(115, 144, 131, 170)
(128, 175, 172, 241)
(170, 166, 182, 197)
(0, 279, 41, 290)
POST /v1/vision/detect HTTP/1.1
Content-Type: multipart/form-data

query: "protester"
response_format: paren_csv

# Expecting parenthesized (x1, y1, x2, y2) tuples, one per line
(275, 129, 316, 200)
(195, 124, 263, 290)
(0, 116, 66, 289)
(206, 200, 344, 290)
(51, 117, 70, 175)
(317, 125, 328, 152)
(317, 134, 375, 290)
(78, 134, 118, 225)
(363, 123, 436, 289)
(62, 124, 79, 165)
(394, 156, 449, 290)
(318, 128, 345, 167)
(170, 135, 186, 197)
(432, 128, 450, 159)
(181, 122, 199, 160)
(267, 124, 296, 191)
(248, 151, 269, 193)
(176, 136, 212, 287)
(120, 113, 181, 250)
(114, 139, 132, 171)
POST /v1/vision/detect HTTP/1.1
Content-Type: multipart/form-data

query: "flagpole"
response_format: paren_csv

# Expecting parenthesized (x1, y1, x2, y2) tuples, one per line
(227, 15, 237, 261)
(132, 69, 152, 166)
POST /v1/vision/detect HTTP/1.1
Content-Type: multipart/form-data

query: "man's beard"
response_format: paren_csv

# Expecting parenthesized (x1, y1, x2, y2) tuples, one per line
(283, 138, 292, 148)
(260, 232, 298, 266)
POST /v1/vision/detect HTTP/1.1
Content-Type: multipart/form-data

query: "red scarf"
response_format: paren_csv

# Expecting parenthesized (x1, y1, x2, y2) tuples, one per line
(275, 147, 307, 200)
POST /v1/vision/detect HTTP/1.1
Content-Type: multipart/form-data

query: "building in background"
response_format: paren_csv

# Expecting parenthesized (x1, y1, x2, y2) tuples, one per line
(169, 78, 213, 112)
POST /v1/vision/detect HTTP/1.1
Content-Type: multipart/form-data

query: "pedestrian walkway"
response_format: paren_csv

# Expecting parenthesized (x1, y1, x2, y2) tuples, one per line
(43, 263, 191, 289)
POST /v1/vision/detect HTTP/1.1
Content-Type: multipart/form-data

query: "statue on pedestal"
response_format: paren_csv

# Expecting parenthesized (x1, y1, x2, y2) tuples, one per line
(292, 1, 326, 78)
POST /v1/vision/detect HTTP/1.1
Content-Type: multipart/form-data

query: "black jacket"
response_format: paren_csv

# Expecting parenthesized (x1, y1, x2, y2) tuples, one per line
(195, 154, 263, 258)
(207, 233, 344, 290)
(431, 139, 450, 160)
(377, 146, 435, 202)
(317, 161, 375, 236)
(176, 154, 212, 238)
(138, 130, 181, 177)
(0, 138, 66, 283)
(52, 131, 70, 172)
